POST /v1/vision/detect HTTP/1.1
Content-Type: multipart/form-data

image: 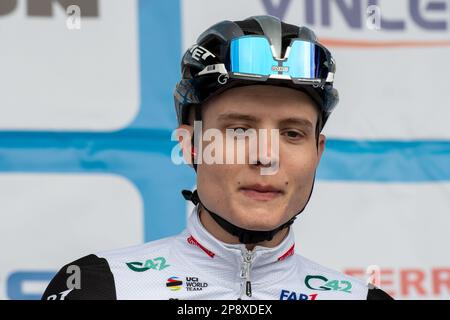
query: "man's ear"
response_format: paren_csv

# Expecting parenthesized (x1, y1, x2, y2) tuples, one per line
(176, 124, 194, 166)
(317, 133, 326, 163)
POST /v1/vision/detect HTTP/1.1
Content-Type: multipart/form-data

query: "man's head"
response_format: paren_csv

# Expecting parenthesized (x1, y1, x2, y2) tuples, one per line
(174, 15, 338, 243)
(179, 84, 325, 232)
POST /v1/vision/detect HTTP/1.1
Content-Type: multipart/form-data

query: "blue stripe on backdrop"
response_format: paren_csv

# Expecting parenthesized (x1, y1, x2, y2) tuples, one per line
(320, 139, 450, 182)
(1, 133, 449, 184)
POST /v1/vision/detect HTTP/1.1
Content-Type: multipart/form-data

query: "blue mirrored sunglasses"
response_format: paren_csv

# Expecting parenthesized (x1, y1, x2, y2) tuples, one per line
(228, 35, 333, 84)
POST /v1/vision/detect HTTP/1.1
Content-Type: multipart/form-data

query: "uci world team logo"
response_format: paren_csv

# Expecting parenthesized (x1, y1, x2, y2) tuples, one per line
(126, 257, 170, 272)
(165, 276, 208, 292)
(166, 277, 183, 291)
(305, 275, 353, 293)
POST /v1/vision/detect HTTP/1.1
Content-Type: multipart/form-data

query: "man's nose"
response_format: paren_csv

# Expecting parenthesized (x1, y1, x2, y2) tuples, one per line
(255, 128, 280, 167)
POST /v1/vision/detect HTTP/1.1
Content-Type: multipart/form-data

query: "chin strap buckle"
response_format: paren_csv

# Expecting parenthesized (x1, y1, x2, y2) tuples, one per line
(182, 190, 200, 206)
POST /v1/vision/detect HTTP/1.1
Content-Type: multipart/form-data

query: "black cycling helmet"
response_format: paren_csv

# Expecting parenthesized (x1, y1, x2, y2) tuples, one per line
(174, 15, 339, 131)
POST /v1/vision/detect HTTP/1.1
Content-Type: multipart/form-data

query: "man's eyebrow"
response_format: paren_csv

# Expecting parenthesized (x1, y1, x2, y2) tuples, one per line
(217, 113, 259, 122)
(216, 113, 314, 130)
(279, 117, 314, 130)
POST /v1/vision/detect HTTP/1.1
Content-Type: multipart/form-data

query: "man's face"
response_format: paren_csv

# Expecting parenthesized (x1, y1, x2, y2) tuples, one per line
(183, 84, 325, 231)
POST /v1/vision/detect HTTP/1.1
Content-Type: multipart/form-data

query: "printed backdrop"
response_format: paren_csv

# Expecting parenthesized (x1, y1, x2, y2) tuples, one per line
(0, 0, 449, 299)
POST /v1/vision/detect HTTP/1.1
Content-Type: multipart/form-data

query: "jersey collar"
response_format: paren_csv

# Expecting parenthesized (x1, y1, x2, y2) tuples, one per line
(179, 206, 296, 284)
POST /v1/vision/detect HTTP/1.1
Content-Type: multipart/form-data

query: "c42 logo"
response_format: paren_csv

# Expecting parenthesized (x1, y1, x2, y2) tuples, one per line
(305, 275, 352, 293)
(126, 257, 170, 272)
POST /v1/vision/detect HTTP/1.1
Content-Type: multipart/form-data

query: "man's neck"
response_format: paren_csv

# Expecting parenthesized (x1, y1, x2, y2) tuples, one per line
(198, 205, 289, 251)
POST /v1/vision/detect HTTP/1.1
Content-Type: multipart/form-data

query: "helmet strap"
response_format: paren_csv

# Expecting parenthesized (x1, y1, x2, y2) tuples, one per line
(191, 105, 203, 172)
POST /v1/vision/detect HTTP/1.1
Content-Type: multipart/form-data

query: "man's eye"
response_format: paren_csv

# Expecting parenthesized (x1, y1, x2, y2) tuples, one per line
(227, 127, 254, 139)
(230, 127, 249, 133)
(282, 130, 304, 139)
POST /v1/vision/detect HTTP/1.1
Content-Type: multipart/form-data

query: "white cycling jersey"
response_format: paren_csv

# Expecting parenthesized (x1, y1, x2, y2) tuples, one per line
(42, 206, 391, 300)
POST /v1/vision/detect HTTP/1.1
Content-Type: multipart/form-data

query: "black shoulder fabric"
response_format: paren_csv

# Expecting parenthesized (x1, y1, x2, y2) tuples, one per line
(42, 254, 116, 300)
(367, 288, 394, 300)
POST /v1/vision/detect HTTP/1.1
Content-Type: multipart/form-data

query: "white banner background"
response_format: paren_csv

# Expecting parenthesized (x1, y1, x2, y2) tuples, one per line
(0, 0, 448, 300)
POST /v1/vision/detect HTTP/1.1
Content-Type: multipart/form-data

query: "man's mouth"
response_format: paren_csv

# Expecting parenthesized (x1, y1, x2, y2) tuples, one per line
(239, 184, 284, 201)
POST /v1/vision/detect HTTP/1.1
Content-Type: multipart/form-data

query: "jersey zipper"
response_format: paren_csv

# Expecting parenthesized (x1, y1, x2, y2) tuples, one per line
(239, 249, 255, 299)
